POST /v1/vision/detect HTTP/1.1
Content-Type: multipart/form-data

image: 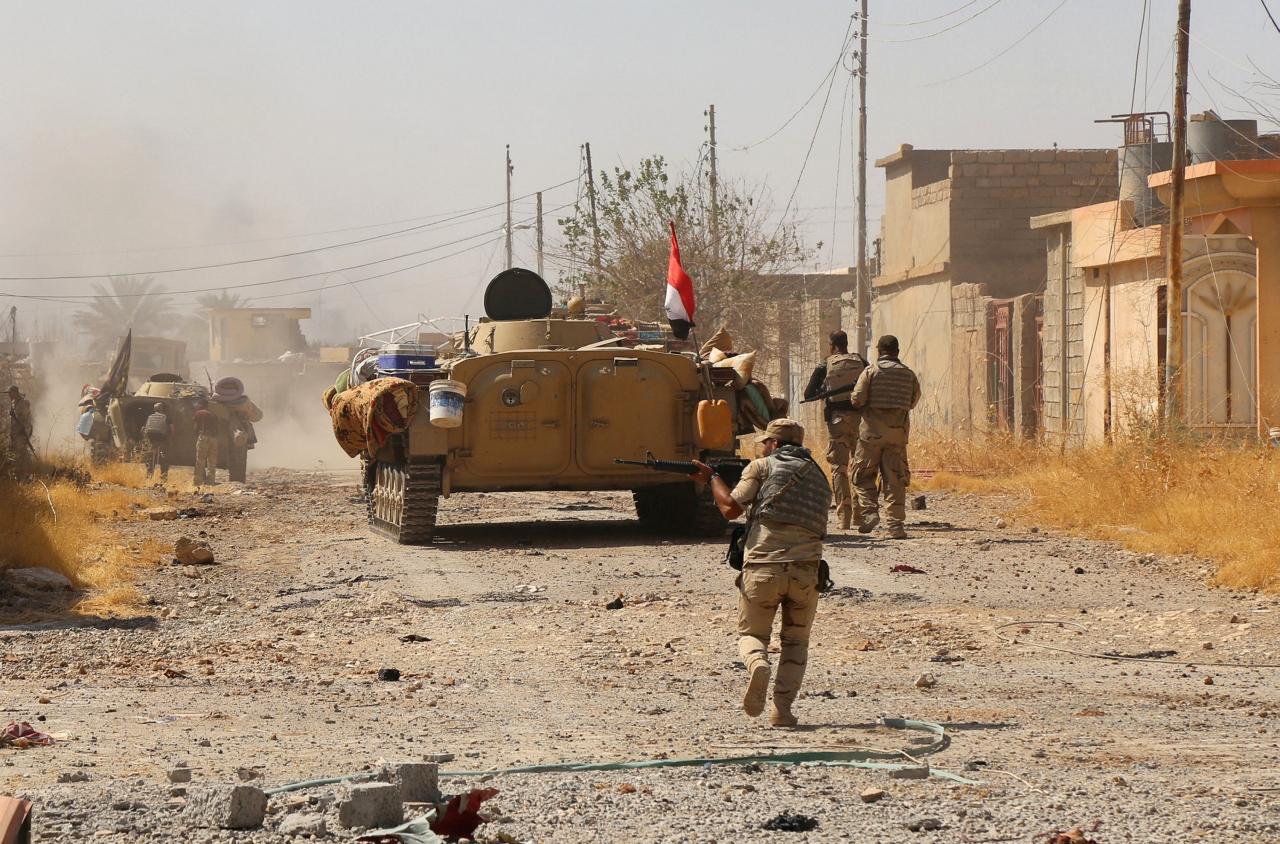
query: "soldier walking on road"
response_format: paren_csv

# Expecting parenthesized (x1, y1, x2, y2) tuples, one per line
(142, 402, 172, 482)
(803, 329, 867, 530)
(192, 398, 220, 487)
(6, 385, 34, 470)
(692, 418, 832, 728)
(849, 335, 921, 539)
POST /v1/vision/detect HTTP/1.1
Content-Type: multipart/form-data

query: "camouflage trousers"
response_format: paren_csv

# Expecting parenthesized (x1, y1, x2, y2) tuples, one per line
(853, 440, 910, 531)
(825, 413, 860, 528)
(736, 561, 820, 707)
(194, 434, 218, 486)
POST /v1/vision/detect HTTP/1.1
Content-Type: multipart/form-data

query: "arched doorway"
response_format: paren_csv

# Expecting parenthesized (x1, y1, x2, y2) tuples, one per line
(1182, 250, 1257, 428)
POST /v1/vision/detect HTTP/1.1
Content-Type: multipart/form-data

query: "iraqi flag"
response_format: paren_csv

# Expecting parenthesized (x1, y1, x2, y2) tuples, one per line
(664, 221, 695, 340)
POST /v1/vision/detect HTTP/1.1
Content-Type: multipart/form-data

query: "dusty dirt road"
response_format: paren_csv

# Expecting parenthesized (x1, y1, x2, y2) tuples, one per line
(5, 468, 1280, 842)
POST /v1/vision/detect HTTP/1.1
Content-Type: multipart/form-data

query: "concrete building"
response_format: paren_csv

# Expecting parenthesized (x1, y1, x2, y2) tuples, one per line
(208, 307, 311, 363)
(1032, 200, 1258, 442)
(870, 144, 1118, 432)
(1030, 113, 1280, 443)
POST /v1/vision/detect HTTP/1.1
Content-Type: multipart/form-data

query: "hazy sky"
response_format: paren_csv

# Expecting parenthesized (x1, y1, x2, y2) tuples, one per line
(2, 0, 1276, 341)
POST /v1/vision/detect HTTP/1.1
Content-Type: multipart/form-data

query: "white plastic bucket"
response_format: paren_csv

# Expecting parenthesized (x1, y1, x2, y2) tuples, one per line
(428, 379, 467, 428)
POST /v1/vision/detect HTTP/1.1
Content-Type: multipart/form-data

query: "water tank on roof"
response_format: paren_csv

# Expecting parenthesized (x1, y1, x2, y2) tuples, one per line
(1189, 113, 1259, 163)
(1119, 141, 1173, 227)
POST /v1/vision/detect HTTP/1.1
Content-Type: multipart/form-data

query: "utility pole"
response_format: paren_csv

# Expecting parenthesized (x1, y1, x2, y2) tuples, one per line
(584, 142, 602, 296)
(706, 104, 721, 267)
(1164, 0, 1191, 424)
(535, 191, 544, 278)
(505, 145, 514, 270)
(852, 0, 870, 356)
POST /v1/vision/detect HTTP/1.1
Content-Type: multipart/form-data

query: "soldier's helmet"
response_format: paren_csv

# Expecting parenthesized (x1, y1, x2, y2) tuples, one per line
(154, 402, 166, 412)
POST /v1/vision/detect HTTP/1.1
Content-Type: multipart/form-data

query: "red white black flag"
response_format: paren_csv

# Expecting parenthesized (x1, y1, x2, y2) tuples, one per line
(664, 221, 695, 340)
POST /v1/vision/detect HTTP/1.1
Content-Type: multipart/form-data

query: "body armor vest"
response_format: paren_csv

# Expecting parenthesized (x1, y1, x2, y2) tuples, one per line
(864, 359, 917, 410)
(144, 412, 169, 437)
(823, 353, 866, 406)
(753, 445, 832, 538)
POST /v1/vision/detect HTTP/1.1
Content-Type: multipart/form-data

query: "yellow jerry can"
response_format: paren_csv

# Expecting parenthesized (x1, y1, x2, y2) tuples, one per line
(696, 399, 734, 450)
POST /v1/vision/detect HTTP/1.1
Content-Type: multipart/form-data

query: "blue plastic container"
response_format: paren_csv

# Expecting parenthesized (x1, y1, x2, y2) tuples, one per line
(377, 344, 436, 372)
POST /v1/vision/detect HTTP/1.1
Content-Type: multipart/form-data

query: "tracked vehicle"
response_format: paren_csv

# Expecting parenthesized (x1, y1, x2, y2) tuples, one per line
(108, 375, 259, 482)
(362, 268, 757, 544)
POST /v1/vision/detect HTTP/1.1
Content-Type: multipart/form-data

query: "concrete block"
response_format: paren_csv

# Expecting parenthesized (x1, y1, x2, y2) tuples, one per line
(976, 150, 1005, 164)
(1004, 150, 1031, 164)
(392, 762, 440, 804)
(1038, 163, 1066, 176)
(951, 151, 978, 164)
(1030, 150, 1057, 162)
(1064, 162, 1094, 177)
(988, 163, 1014, 176)
(185, 785, 268, 830)
(338, 783, 403, 830)
(280, 812, 328, 837)
(1057, 150, 1084, 163)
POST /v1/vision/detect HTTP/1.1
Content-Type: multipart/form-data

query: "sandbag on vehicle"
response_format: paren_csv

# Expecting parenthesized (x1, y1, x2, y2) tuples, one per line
(329, 377, 420, 458)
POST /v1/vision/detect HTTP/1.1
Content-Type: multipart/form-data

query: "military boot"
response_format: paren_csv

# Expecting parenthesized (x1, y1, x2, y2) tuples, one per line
(888, 526, 908, 539)
(838, 508, 852, 531)
(769, 697, 798, 728)
(858, 511, 880, 534)
(743, 661, 770, 718)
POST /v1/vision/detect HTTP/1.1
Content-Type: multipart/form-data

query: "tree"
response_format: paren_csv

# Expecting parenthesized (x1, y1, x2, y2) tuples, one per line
(194, 291, 248, 312)
(74, 275, 175, 357)
(555, 155, 815, 346)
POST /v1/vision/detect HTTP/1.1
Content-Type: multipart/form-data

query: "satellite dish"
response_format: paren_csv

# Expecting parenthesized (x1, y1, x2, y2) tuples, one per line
(483, 268, 553, 321)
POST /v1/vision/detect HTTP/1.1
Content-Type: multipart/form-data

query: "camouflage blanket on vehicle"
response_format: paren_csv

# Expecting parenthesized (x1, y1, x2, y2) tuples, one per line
(328, 377, 420, 458)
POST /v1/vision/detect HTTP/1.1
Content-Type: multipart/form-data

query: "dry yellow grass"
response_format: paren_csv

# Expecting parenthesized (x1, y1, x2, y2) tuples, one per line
(1, 454, 160, 617)
(914, 433, 1280, 592)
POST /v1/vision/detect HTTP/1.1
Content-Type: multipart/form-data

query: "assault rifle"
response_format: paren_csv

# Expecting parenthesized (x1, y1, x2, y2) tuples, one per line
(800, 384, 858, 404)
(614, 453, 748, 485)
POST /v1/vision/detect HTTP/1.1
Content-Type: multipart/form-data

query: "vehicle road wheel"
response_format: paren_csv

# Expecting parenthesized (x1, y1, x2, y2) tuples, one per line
(227, 446, 249, 483)
(633, 481, 728, 538)
(370, 459, 441, 545)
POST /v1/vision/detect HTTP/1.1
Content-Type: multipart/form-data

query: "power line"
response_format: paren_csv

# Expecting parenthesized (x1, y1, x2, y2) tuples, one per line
(924, 0, 1070, 86)
(1129, 0, 1150, 113)
(1261, 0, 1280, 34)
(0, 177, 578, 281)
(769, 26, 847, 244)
(2, 201, 577, 302)
(730, 17, 856, 152)
(870, 0, 1010, 43)
(875, 0, 983, 27)
(0, 197, 526, 261)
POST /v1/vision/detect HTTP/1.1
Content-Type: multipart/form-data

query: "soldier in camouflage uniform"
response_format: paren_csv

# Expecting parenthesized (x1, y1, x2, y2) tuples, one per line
(803, 329, 867, 530)
(849, 335, 921, 539)
(693, 418, 833, 728)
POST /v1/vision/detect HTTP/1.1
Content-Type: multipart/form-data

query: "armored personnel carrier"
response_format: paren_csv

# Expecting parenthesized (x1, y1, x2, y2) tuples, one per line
(108, 375, 260, 482)
(361, 268, 756, 543)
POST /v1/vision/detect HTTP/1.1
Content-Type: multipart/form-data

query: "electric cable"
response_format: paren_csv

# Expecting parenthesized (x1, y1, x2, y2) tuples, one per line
(768, 30, 847, 244)
(1260, 0, 1280, 35)
(1, 201, 576, 303)
(0, 177, 578, 280)
(924, 0, 1070, 86)
(870, 0, 1010, 43)
(731, 17, 856, 152)
(875, 0, 983, 27)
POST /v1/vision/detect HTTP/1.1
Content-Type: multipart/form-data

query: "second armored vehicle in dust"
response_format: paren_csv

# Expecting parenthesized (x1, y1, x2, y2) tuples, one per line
(109, 375, 261, 482)
(360, 268, 760, 543)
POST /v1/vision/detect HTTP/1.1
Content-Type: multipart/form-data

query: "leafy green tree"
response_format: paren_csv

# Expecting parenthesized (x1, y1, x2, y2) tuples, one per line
(74, 275, 175, 356)
(556, 155, 814, 345)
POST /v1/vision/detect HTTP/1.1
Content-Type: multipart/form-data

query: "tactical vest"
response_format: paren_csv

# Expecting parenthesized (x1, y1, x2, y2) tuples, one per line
(864, 359, 917, 410)
(823, 353, 866, 406)
(144, 412, 169, 437)
(753, 445, 832, 538)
